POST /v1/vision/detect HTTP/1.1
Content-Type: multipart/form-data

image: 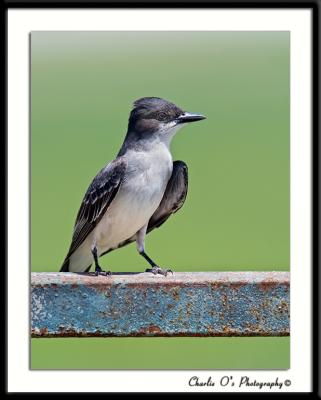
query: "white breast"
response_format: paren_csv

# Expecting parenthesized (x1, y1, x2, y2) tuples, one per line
(94, 143, 173, 253)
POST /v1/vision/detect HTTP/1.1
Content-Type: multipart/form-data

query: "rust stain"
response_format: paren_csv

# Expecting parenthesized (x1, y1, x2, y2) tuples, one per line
(259, 280, 277, 292)
(210, 282, 221, 290)
(40, 327, 48, 335)
(250, 307, 261, 320)
(244, 321, 261, 332)
(230, 282, 247, 291)
(277, 301, 289, 314)
(56, 325, 104, 337)
(222, 325, 232, 334)
(31, 331, 290, 338)
(221, 293, 231, 310)
(172, 289, 180, 301)
(138, 324, 162, 335)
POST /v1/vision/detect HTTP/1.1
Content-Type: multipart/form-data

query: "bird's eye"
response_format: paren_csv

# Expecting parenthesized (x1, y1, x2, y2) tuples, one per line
(158, 112, 167, 121)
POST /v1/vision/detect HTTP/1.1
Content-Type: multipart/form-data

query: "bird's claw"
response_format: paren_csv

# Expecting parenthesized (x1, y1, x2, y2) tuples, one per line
(94, 267, 112, 277)
(146, 266, 173, 276)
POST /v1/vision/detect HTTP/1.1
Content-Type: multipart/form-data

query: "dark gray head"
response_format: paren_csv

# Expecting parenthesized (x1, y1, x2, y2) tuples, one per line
(125, 97, 206, 146)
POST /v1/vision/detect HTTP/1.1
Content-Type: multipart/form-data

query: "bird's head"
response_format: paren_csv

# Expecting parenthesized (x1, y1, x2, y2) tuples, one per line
(127, 97, 206, 146)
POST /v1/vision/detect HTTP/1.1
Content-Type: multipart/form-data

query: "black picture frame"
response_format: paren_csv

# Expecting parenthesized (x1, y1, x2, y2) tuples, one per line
(4, 0, 319, 396)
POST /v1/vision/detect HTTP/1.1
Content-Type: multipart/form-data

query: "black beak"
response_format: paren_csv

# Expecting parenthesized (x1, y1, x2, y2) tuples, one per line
(176, 112, 206, 124)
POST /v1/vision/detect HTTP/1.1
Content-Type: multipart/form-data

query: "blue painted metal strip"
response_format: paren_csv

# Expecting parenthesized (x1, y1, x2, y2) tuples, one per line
(31, 272, 290, 337)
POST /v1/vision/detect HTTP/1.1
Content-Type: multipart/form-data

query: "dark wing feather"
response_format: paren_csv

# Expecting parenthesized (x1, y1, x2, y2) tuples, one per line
(102, 160, 188, 255)
(147, 160, 188, 232)
(60, 157, 127, 271)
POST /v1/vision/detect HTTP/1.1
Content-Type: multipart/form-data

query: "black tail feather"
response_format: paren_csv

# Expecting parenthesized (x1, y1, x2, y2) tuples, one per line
(60, 258, 70, 272)
(60, 258, 92, 273)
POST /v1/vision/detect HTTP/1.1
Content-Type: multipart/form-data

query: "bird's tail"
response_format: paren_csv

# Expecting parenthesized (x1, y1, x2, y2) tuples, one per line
(60, 256, 92, 273)
(60, 258, 70, 272)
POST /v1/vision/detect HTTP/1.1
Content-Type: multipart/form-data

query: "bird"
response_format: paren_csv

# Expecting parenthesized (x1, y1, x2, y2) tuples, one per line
(60, 97, 206, 276)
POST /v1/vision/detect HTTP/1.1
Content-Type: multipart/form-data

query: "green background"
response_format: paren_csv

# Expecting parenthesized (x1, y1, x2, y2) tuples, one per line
(31, 32, 290, 369)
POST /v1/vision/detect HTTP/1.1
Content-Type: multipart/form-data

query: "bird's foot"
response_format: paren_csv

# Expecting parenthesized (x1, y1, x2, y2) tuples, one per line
(95, 270, 112, 277)
(145, 266, 173, 276)
(95, 265, 112, 277)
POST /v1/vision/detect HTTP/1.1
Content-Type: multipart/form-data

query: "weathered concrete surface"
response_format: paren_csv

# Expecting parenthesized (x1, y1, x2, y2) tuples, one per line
(31, 272, 290, 337)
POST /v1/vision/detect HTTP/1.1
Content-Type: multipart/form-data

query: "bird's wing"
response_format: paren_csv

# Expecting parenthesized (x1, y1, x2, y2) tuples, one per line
(60, 157, 127, 271)
(147, 160, 188, 232)
(103, 160, 188, 254)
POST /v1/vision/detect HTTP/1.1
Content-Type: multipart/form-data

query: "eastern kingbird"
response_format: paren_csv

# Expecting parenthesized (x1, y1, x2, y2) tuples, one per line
(60, 97, 206, 276)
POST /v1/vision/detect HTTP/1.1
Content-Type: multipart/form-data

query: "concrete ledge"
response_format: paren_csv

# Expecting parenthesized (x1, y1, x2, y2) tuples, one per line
(31, 272, 290, 337)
